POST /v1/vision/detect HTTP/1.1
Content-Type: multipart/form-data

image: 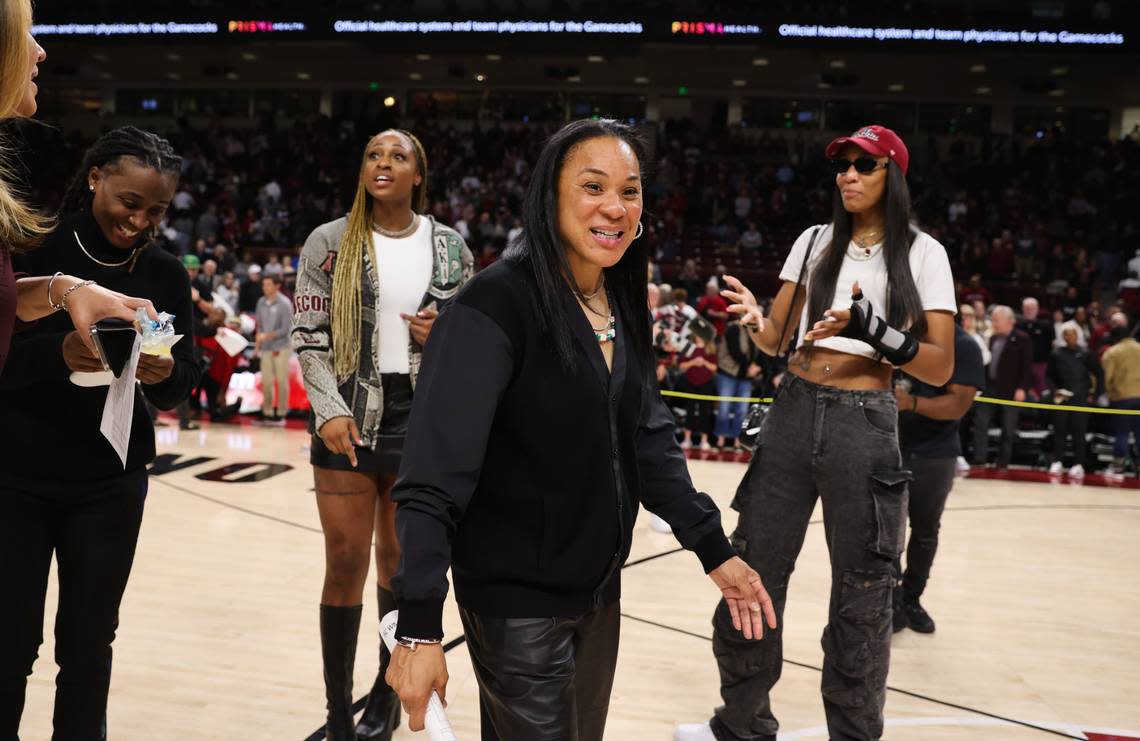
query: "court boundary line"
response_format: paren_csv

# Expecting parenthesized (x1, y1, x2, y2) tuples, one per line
(147, 476, 1135, 740)
(151, 477, 324, 534)
(619, 613, 1087, 741)
(153, 462, 1140, 545)
(621, 503, 1140, 571)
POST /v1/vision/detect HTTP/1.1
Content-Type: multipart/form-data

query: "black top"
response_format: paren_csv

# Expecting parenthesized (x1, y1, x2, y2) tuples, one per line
(1017, 317, 1055, 363)
(238, 280, 263, 314)
(0, 211, 198, 484)
(723, 323, 758, 380)
(1047, 344, 1103, 402)
(391, 259, 735, 640)
(898, 325, 985, 459)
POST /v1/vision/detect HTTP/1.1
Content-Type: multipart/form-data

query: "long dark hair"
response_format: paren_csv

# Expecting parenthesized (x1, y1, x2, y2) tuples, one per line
(504, 119, 652, 371)
(805, 161, 927, 345)
(61, 126, 182, 215)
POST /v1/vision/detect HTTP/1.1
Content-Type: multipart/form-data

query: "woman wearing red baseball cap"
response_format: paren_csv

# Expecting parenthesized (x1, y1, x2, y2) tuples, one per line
(677, 125, 957, 741)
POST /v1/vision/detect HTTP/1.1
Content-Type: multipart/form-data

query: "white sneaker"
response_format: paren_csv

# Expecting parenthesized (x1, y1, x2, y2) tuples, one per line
(1069, 464, 1085, 479)
(680, 439, 692, 449)
(955, 456, 970, 477)
(649, 514, 673, 534)
(674, 723, 717, 741)
(700, 440, 713, 451)
(1048, 461, 1064, 475)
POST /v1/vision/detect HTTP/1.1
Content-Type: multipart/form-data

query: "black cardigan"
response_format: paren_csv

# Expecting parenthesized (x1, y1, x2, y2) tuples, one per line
(0, 212, 198, 483)
(391, 259, 735, 640)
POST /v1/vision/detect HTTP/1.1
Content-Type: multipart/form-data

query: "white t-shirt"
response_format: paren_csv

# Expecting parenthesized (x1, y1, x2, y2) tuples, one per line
(779, 224, 957, 362)
(373, 218, 433, 374)
(1127, 252, 1140, 278)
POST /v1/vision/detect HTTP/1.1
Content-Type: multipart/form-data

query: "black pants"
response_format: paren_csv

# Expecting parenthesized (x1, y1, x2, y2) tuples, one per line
(896, 457, 957, 599)
(711, 375, 908, 741)
(972, 401, 1019, 467)
(1052, 409, 1090, 467)
(0, 470, 148, 741)
(459, 601, 620, 741)
(678, 377, 716, 439)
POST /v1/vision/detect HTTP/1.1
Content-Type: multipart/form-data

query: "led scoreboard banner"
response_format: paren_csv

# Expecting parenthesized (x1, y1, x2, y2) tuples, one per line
(30, 18, 644, 37)
(774, 23, 1124, 46)
(29, 16, 1128, 48)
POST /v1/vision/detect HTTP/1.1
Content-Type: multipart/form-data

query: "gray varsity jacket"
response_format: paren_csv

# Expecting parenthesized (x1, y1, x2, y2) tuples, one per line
(291, 215, 474, 448)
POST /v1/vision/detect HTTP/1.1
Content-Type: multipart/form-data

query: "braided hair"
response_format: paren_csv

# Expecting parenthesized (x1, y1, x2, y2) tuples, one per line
(331, 129, 428, 379)
(61, 126, 182, 215)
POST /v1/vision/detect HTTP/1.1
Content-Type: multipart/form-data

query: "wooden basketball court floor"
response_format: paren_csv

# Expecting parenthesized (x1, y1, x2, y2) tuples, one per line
(17, 420, 1140, 740)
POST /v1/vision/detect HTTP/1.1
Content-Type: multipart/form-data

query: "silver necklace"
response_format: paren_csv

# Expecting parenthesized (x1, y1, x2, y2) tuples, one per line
(74, 230, 137, 268)
(371, 213, 420, 239)
(580, 284, 615, 343)
(582, 275, 606, 301)
(591, 313, 617, 343)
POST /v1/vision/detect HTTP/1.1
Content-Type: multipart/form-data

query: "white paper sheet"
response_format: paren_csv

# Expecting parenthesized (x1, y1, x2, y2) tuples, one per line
(100, 333, 141, 469)
(214, 326, 249, 357)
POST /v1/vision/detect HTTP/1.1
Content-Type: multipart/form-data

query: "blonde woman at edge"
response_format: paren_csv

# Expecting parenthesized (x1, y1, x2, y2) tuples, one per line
(0, 0, 158, 377)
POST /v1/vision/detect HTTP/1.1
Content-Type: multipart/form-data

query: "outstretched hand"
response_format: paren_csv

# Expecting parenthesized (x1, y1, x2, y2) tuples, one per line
(708, 556, 778, 640)
(720, 275, 765, 333)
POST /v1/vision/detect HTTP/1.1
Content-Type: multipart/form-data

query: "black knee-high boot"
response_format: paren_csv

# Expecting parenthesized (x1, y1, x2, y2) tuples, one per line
(320, 604, 362, 741)
(355, 586, 401, 740)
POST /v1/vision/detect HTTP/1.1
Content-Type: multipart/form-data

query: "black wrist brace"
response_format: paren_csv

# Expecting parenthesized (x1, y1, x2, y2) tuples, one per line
(838, 290, 919, 366)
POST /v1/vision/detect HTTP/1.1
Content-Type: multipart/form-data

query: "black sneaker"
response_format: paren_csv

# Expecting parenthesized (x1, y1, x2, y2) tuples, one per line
(210, 399, 243, 422)
(892, 588, 908, 633)
(903, 595, 936, 634)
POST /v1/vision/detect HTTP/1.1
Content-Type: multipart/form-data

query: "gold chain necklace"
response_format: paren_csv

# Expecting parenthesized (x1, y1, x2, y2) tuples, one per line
(848, 229, 885, 260)
(74, 230, 138, 268)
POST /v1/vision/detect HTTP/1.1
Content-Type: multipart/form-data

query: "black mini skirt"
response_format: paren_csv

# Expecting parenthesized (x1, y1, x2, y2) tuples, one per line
(310, 373, 412, 475)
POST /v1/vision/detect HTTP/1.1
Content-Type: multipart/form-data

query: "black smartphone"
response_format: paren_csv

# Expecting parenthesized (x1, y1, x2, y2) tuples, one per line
(89, 319, 139, 378)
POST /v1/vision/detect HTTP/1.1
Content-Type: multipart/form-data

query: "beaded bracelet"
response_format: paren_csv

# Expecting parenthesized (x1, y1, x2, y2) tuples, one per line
(52, 278, 97, 313)
(396, 637, 443, 652)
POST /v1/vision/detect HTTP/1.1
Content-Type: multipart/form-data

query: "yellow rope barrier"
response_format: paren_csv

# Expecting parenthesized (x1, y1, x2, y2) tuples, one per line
(660, 391, 773, 404)
(659, 390, 1140, 415)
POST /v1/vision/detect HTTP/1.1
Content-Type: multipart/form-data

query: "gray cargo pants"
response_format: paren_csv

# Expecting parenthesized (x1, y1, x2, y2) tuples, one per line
(710, 374, 910, 741)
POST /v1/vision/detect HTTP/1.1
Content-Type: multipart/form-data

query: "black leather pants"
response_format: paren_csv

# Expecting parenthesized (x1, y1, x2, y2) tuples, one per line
(459, 601, 620, 741)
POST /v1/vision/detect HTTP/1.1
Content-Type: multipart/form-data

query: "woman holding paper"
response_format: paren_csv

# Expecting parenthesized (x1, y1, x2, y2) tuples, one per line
(0, 126, 198, 739)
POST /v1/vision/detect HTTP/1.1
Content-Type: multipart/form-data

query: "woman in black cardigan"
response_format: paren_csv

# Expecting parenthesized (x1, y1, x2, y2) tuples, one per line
(385, 119, 776, 740)
(0, 127, 197, 739)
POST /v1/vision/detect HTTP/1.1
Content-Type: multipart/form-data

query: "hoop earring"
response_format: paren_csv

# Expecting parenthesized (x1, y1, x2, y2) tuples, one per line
(633, 221, 644, 240)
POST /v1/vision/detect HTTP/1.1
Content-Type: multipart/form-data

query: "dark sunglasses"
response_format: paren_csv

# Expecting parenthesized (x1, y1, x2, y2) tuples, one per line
(829, 157, 887, 175)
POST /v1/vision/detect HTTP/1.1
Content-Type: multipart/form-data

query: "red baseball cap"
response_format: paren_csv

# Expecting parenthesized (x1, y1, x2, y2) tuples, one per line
(826, 125, 909, 175)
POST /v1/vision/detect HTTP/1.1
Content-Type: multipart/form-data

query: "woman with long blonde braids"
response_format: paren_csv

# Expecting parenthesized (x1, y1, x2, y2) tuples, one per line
(292, 129, 472, 740)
